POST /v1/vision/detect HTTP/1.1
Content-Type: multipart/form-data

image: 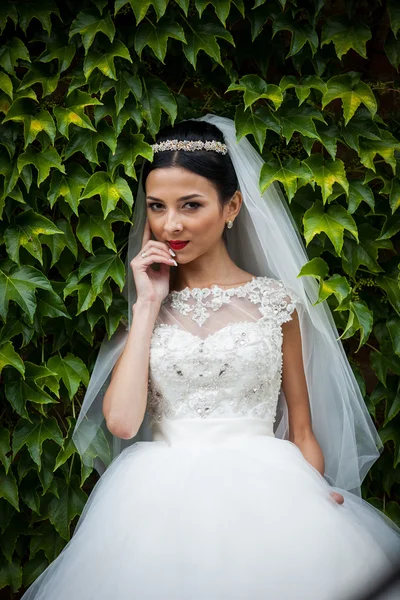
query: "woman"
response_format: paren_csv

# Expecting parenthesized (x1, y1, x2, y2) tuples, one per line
(22, 115, 400, 599)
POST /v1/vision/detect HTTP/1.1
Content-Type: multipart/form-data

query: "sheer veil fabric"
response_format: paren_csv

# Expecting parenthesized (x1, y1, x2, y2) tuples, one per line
(72, 113, 383, 497)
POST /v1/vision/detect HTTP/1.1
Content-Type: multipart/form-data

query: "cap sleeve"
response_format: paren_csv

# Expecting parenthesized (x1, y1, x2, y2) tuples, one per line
(260, 278, 303, 326)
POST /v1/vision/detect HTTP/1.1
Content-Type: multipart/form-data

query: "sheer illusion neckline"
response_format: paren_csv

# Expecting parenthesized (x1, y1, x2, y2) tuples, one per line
(165, 275, 259, 298)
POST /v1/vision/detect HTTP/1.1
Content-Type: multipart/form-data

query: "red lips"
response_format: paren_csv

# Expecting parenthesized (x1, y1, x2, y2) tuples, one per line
(168, 241, 189, 250)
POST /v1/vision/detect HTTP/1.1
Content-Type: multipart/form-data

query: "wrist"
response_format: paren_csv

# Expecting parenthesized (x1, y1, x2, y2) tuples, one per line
(134, 298, 161, 315)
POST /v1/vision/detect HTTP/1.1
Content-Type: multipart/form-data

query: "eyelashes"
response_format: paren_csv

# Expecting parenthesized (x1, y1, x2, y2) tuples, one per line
(147, 202, 202, 211)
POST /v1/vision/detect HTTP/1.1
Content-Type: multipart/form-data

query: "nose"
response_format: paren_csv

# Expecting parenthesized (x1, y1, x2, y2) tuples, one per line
(163, 209, 183, 234)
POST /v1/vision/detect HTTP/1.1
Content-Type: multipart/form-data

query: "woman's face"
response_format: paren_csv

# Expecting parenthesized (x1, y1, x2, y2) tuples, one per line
(144, 166, 241, 263)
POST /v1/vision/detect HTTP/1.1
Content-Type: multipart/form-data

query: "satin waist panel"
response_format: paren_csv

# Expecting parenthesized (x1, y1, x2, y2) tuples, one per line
(151, 417, 275, 445)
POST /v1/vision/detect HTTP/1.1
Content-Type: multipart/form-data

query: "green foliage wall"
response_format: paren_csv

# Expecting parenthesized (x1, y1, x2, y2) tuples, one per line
(0, 0, 399, 596)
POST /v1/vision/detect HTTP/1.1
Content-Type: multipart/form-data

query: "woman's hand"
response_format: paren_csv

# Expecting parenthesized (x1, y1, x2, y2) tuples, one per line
(130, 218, 177, 306)
(330, 491, 344, 504)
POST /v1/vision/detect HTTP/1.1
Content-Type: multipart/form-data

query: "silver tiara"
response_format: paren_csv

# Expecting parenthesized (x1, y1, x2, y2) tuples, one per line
(151, 139, 228, 155)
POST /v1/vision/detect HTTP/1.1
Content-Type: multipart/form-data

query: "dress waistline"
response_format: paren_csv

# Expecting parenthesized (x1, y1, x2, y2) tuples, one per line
(151, 417, 275, 445)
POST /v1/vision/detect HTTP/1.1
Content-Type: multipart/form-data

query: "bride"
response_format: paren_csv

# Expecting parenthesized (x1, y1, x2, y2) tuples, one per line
(21, 115, 400, 599)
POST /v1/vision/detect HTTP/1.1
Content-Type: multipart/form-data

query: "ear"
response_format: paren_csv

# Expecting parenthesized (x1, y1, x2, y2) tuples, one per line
(224, 190, 242, 220)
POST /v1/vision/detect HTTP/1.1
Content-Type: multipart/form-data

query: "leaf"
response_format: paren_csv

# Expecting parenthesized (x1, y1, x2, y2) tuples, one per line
(303, 200, 358, 256)
(0, 72, 13, 100)
(83, 39, 132, 80)
(41, 474, 87, 541)
(17, 0, 61, 35)
(16, 63, 59, 98)
(3, 98, 56, 149)
(115, 0, 169, 23)
(48, 164, 90, 215)
(385, 30, 400, 70)
(78, 249, 125, 294)
(260, 158, 313, 202)
(63, 272, 98, 313)
(234, 104, 280, 153)
(141, 75, 177, 137)
(64, 125, 114, 164)
(0, 427, 11, 473)
(275, 101, 325, 144)
(17, 146, 65, 186)
(182, 21, 235, 69)
(0, 468, 19, 511)
(358, 129, 400, 175)
(174, 0, 189, 15)
(195, 0, 244, 25)
(272, 11, 318, 58)
(12, 415, 63, 470)
(38, 36, 76, 73)
(53, 90, 102, 139)
(69, 9, 116, 54)
(134, 16, 186, 63)
(388, 177, 400, 215)
(4, 209, 63, 266)
(376, 270, 400, 316)
(226, 74, 282, 110)
(0, 147, 20, 197)
(94, 95, 142, 136)
(0, 38, 30, 74)
(339, 300, 373, 350)
(347, 180, 375, 214)
(41, 219, 78, 266)
(388, 0, 400, 39)
(322, 74, 377, 125)
(321, 15, 371, 60)
(298, 257, 330, 280)
(113, 70, 142, 115)
(0, 559, 22, 591)
(76, 199, 130, 253)
(0, 265, 53, 323)
(79, 171, 133, 217)
(341, 112, 382, 155)
(279, 75, 327, 106)
(108, 134, 153, 179)
(303, 154, 349, 204)
(0, 2, 18, 35)
(341, 224, 392, 277)
(47, 353, 89, 399)
(377, 422, 400, 468)
(37, 289, 70, 320)
(0, 342, 24, 377)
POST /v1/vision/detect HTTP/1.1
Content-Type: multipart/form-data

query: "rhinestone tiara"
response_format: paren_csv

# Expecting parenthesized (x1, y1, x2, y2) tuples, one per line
(151, 139, 228, 155)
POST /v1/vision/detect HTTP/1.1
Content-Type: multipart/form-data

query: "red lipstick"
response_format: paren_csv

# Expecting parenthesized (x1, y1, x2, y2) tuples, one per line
(168, 241, 189, 250)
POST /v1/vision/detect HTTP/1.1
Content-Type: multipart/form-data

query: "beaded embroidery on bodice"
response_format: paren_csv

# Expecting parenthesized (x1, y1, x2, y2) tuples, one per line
(147, 276, 302, 426)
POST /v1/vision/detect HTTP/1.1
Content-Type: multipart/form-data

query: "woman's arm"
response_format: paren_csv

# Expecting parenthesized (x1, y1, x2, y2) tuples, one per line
(281, 310, 344, 504)
(102, 299, 160, 440)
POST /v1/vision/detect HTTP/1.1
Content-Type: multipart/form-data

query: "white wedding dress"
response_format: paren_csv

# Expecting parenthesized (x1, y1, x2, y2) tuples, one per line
(22, 276, 400, 600)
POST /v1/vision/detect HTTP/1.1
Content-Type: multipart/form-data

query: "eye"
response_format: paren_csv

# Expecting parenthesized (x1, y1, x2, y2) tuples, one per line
(148, 202, 163, 211)
(147, 201, 202, 211)
(184, 201, 201, 209)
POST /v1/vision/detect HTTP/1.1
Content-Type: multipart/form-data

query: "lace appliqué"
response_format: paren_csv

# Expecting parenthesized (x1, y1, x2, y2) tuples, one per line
(147, 320, 282, 426)
(162, 276, 302, 327)
(147, 277, 303, 426)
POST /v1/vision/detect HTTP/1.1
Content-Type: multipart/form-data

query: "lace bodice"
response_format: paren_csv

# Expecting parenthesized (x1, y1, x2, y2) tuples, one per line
(147, 276, 303, 427)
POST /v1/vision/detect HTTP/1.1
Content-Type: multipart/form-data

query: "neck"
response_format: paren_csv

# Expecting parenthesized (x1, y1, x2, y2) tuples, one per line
(170, 240, 241, 291)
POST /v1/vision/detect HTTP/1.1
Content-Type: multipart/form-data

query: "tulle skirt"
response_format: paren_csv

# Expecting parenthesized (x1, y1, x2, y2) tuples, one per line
(21, 418, 400, 600)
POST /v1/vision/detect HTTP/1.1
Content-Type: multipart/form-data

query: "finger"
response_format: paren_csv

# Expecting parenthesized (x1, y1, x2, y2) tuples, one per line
(146, 239, 174, 254)
(141, 217, 151, 248)
(139, 250, 176, 267)
(330, 492, 344, 504)
(141, 248, 175, 263)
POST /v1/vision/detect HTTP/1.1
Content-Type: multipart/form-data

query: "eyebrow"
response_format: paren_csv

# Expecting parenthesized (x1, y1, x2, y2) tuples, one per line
(146, 194, 205, 202)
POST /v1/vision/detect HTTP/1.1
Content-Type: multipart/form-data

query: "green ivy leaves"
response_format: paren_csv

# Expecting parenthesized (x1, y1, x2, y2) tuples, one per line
(0, 1, 400, 591)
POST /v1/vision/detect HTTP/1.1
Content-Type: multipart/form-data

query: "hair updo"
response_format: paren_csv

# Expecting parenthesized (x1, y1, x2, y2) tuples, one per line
(141, 119, 239, 215)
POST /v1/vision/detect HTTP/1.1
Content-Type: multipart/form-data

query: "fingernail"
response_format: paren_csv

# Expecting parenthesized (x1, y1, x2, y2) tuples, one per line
(168, 248, 176, 257)
(173, 260, 178, 266)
